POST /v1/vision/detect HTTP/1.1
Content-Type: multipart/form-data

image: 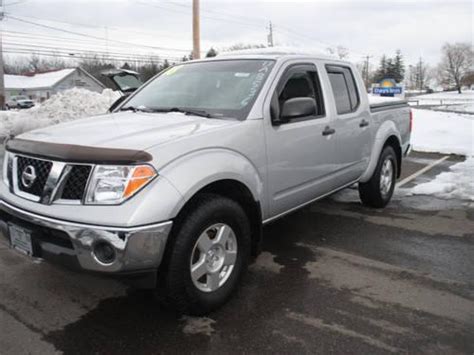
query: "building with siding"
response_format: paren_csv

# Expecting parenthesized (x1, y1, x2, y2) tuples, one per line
(5, 67, 105, 102)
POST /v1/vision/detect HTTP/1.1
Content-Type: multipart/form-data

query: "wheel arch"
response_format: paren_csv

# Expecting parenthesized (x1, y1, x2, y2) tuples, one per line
(360, 122, 402, 182)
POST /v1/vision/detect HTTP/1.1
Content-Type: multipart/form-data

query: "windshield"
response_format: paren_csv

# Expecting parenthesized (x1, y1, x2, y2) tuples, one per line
(123, 59, 275, 120)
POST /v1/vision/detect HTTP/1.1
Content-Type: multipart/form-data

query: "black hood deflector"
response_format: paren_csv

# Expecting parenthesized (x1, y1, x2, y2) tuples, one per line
(6, 139, 153, 165)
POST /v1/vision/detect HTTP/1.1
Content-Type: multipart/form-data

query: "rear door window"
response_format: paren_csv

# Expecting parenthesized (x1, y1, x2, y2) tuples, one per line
(326, 65, 360, 115)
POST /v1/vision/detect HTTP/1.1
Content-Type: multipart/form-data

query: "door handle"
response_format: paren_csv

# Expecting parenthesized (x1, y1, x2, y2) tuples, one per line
(359, 119, 369, 128)
(322, 126, 336, 136)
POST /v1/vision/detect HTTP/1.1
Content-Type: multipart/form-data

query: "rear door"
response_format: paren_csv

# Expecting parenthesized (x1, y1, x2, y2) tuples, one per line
(325, 65, 371, 183)
(264, 63, 340, 218)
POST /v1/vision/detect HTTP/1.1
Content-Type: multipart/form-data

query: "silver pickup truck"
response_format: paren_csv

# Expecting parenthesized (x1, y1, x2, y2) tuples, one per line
(0, 54, 411, 314)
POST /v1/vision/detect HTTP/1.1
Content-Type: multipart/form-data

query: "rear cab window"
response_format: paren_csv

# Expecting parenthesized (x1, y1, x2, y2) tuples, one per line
(325, 65, 360, 115)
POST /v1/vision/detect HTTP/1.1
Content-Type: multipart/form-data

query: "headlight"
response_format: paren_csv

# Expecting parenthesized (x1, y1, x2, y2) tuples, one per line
(85, 165, 157, 205)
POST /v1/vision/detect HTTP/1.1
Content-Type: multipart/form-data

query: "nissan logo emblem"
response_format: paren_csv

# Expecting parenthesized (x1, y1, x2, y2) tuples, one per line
(21, 165, 37, 188)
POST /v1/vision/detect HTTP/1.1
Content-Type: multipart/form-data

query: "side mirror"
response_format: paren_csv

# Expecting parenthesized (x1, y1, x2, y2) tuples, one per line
(108, 94, 129, 112)
(281, 97, 316, 120)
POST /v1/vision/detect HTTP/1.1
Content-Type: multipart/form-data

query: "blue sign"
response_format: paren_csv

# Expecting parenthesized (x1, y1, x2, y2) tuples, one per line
(373, 87, 403, 95)
(374, 78, 403, 96)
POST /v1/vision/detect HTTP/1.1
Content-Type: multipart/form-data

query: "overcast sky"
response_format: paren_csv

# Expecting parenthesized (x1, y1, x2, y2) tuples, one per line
(2, 0, 472, 68)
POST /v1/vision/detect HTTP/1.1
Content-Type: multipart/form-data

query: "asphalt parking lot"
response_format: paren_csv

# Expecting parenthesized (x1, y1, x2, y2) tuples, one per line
(1, 151, 473, 354)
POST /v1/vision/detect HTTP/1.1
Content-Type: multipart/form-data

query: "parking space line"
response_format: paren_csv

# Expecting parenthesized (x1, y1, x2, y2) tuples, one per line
(397, 155, 450, 188)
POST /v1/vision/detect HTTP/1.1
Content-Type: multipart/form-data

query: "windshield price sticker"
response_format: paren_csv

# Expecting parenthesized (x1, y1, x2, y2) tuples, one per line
(164, 65, 184, 76)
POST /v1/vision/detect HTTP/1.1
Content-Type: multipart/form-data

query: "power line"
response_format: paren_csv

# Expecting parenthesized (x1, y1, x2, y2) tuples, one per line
(2, 49, 179, 64)
(9, 12, 191, 42)
(136, 1, 265, 30)
(6, 14, 192, 53)
(2, 30, 180, 56)
(164, 0, 267, 27)
(2, 42, 182, 61)
(1, 32, 184, 57)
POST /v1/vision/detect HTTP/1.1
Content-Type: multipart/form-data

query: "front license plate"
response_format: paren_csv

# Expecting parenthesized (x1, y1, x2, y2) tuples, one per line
(9, 224, 33, 256)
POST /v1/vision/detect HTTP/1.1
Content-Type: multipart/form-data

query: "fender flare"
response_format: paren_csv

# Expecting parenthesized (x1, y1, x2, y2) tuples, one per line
(359, 121, 402, 183)
(158, 148, 264, 217)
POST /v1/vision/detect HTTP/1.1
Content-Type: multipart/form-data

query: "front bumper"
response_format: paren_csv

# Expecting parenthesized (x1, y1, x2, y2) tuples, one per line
(0, 199, 172, 275)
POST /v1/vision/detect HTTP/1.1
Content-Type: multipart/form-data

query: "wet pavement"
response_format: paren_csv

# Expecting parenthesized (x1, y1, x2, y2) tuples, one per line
(1, 151, 473, 354)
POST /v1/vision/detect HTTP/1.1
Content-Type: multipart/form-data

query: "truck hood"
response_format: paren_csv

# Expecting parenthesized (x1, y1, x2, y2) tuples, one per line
(19, 111, 239, 151)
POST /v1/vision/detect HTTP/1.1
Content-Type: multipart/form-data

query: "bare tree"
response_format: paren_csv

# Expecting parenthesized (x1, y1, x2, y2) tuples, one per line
(408, 58, 430, 92)
(28, 53, 42, 72)
(437, 42, 472, 93)
(326, 46, 349, 60)
(226, 43, 266, 52)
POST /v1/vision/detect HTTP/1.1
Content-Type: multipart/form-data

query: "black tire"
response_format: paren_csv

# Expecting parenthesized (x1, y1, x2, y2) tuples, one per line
(161, 193, 251, 315)
(359, 146, 397, 208)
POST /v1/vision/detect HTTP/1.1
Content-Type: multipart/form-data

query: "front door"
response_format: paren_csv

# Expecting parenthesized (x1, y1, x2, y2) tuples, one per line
(265, 63, 339, 218)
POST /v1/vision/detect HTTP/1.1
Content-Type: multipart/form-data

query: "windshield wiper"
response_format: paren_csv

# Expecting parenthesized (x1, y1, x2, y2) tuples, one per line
(121, 106, 218, 118)
(119, 106, 152, 113)
(147, 107, 216, 118)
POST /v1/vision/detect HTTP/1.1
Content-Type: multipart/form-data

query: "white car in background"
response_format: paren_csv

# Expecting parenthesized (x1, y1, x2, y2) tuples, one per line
(6, 95, 35, 110)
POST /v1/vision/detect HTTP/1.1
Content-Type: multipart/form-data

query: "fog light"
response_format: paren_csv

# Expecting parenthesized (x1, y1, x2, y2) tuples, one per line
(93, 241, 116, 264)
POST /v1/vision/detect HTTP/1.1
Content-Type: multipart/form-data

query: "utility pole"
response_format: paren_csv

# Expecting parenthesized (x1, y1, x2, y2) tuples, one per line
(192, 0, 200, 59)
(104, 26, 109, 58)
(267, 21, 274, 47)
(364, 55, 372, 89)
(0, 0, 5, 110)
(417, 57, 424, 93)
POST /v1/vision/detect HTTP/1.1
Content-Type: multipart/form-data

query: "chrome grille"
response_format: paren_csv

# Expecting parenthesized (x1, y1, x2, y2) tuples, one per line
(61, 165, 92, 200)
(10, 153, 93, 204)
(16, 156, 53, 197)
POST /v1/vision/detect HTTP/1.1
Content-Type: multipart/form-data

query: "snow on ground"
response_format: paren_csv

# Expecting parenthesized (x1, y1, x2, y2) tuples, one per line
(368, 95, 406, 104)
(411, 109, 473, 157)
(410, 157, 474, 201)
(433, 103, 474, 114)
(410, 91, 474, 106)
(0, 88, 120, 139)
(412, 91, 474, 100)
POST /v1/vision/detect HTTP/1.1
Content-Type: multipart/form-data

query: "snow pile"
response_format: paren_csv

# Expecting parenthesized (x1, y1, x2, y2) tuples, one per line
(410, 157, 474, 201)
(368, 95, 406, 104)
(0, 88, 120, 139)
(411, 109, 473, 156)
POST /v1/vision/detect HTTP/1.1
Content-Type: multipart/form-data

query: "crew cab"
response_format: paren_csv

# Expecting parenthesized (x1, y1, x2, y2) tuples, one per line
(0, 54, 411, 315)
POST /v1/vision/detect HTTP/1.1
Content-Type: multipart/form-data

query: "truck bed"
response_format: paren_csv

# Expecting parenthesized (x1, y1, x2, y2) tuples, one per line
(369, 96, 409, 112)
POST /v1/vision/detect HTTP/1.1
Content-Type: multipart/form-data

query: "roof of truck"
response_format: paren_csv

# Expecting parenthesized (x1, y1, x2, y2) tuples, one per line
(215, 47, 348, 63)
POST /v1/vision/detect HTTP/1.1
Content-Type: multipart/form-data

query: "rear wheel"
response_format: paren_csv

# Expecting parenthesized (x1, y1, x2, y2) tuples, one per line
(161, 194, 251, 315)
(359, 146, 397, 208)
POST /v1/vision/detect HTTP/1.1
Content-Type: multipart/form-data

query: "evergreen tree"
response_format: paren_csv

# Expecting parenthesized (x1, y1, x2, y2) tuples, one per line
(374, 55, 387, 82)
(392, 50, 405, 82)
(161, 59, 170, 70)
(206, 48, 218, 57)
(374, 51, 405, 83)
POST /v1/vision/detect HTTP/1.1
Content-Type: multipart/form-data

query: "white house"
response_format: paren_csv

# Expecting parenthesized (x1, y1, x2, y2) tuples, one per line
(5, 67, 105, 102)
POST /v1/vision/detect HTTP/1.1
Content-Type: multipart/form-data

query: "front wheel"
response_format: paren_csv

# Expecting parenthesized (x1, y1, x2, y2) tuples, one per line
(359, 146, 397, 208)
(161, 194, 251, 315)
